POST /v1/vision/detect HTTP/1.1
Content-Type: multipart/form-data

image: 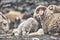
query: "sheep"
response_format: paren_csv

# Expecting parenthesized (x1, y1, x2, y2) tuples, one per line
(45, 5, 60, 17)
(33, 5, 60, 36)
(33, 5, 47, 33)
(45, 5, 57, 17)
(0, 13, 9, 33)
(1, 19, 9, 33)
(13, 17, 38, 36)
(3, 10, 24, 29)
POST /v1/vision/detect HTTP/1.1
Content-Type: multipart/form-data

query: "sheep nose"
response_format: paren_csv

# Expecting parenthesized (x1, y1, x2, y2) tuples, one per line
(35, 16, 37, 19)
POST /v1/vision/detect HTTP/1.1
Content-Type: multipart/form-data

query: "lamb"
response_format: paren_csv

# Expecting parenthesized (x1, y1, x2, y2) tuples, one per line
(13, 17, 38, 36)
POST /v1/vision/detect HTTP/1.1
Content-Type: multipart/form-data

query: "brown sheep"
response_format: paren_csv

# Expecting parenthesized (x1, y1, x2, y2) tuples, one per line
(33, 5, 47, 33)
(45, 5, 57, 17)
(47, 13, 60, 36)
(3, 10, 24, 30)
(45, 5, 60, 17)
(33, 5, 60, 36)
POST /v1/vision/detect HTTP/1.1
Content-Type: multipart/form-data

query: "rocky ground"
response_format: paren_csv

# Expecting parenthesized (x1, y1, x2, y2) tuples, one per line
(0, 0, 60, 15)
(0, 34, 60, 40)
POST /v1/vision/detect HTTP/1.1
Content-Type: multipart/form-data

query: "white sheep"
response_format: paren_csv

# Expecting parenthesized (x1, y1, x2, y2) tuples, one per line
(13, 17, 38, 36)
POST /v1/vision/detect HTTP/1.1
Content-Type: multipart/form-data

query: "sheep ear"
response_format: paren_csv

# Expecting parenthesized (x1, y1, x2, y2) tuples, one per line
(2, 15, 7, 20)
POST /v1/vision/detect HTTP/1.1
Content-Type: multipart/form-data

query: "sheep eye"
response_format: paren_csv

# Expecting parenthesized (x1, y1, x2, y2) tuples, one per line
(3, 23, 6, 26)
(36, 11, 39, 14)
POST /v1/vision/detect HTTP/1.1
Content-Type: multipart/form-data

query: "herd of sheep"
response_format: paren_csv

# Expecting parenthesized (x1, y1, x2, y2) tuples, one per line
(0, 5, 60, 37)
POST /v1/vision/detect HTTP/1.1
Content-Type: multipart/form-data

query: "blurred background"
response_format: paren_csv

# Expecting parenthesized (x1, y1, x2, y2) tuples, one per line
(0, 0, 60, 15)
